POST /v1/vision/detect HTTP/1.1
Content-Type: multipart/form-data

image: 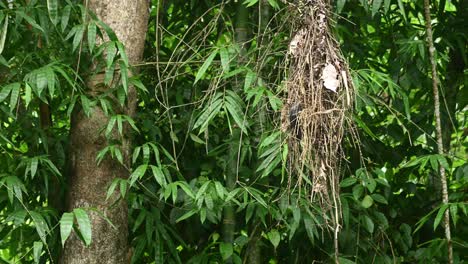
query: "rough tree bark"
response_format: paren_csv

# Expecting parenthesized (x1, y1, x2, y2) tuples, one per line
(62, 1, 148, 263)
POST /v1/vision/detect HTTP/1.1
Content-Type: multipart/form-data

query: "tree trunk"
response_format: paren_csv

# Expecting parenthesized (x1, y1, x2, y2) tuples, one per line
(223, 2, 249, 264)
(62, 1, 148, 264)
(246, 2, 270, 263)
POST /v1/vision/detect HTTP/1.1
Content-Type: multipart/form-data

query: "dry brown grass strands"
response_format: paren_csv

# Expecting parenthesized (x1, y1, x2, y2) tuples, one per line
(282, 0, 354, 231)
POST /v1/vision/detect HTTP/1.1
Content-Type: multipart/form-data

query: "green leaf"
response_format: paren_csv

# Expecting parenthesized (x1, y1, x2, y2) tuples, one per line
(193, 95, 223, 134)
(73, 208, 92, 246)
(434, 204, 448, 231)
(176, 181, 194, 199)
(30, 157, 38, 178)
(0, 15, 8, 54)
(196, 181, 211, 201)
(214, 181, 225, 199)
(30, 211, 49, 244)
(437, 155, 449, 170)
(363, 215, 374, 233)
(88, 22, 97, 53)
(16, 11, 44, 32)
(267, 0, 280, 9)
(46, 67, 55, 97)
(429, 155, 439, 171)
(336, 0, 346, 13)
(72, 24, 85, 52)
(374, 211, 389, 229)
(219, 47, 230, 72)
(120, 180, 127, 198)
(106, 179, 119, 200)
(267, 229, 281, 249)
(0, 83, 13, 102)
(225, 92, 248, 134)
(61, 5, 71, 32)
(372, 0, 383, 17)
(220, 242, 233, 260)
(397, 0, 407, 22)
(130, 164, 148, 186)
(25, 82, 32, 107)
(246, 203, 255, 223)
(9, 81, 20, 111)
(47, 0, 58, 25)
(371, 194, 387, 204)
(60, 212, 74, 246)
(450, 204, 458, 226)
(142, 143, 150, 163)
(352, 184, 364, 200)
(33, 241, 43, 264)
(95, 17, 118, 41)
(116, 42, 129, 67)
(341, 196, 349, 227)
(361, 195, 374, 208)
(117, 115, 123, 135)
(132, 210, 146, 233)
(0, 55, 8, 66)
(105, 64, 115, 86)
(176, 209, 197, 223)
(244, 0, 259, 7)
(383, 0, 391, 13)
(106, 116, 116, 137)
(150, 165, 166, 187)
(80, 95, 91, 117)
(364, 177, 376, 193)
(303, 215, 317, 244)
(194, 49, 217, 84)
(120, 61, 128, 94)
(106, 42, 117, 69)
(340, 177, 357, 188)
(190, 133, 205, 144)
(244, 70, 256, 91)
(338, 257, 356, 264)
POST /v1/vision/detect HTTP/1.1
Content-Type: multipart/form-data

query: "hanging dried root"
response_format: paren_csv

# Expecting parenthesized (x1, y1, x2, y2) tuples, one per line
(281, 0, 354, 259)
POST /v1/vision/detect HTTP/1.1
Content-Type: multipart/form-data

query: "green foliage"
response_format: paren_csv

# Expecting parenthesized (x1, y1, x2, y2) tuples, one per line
(0, 0, 466, 263)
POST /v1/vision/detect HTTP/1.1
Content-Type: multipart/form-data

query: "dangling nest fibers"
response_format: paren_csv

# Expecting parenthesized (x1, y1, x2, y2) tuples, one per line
(281, 0, 354, 228)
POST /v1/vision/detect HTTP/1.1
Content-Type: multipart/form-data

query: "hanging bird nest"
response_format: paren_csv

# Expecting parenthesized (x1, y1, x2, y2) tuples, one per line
(281, 0, 354, 229)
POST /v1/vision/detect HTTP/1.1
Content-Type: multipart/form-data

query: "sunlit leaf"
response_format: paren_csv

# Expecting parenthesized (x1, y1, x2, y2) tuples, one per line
(60, 212, 74, 246)
(219, 47, 230, 72)
(220, 242, 233, 260)
(130, 164, 148, 186)
(372, 0, 383, 17)
(47, 0, 58, 25)
(16, 11, 44, 32)
(33, 241, 43, 263)
(25, 82, 32, 107)
(72, 24, 85, 52)
(267, 229, 281, 248)
(9, 82, 20, 112)
(433, 204, 448, 231)
(74, 208, 92, 246)
(361, 195, 374, 208)
(194, 49, 217, 84)
(340, 177, 357, 188)
(88, 22, 97, 53)
(61, 5, 71, 32)
(0, 15, 8, 54)
(30, 211, 49, 244)
(363, 215, 374, 233)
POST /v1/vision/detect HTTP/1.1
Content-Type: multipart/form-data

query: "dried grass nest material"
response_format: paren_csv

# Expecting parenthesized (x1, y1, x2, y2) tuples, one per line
(281, 0, 354, 226)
